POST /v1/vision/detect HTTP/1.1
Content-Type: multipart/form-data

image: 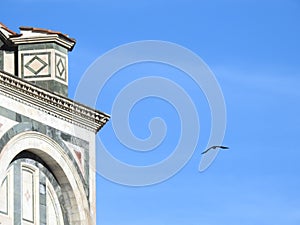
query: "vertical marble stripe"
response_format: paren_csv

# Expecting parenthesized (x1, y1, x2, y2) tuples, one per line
(0, 50, 3, 71)
(13, 163, 21, 225)
(39, 171, 47, 225)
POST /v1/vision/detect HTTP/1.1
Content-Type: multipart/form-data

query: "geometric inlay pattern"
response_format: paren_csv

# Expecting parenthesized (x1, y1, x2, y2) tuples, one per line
(55, 53, 67, 81)
(56, 58, 65, 77)
(25, 190, 31, 202)
(22, 52, 51, 78)
(62, 140, 86, 176)
(22, 168, 34, 223)
(25, 56, 48, 75)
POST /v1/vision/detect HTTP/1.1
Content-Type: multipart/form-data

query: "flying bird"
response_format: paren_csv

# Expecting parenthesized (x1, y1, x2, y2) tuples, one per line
(201, 145, 229, 155)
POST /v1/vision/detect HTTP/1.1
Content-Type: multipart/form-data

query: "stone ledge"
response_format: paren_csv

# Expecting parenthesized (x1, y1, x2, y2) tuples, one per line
(0, 71, 110, 132)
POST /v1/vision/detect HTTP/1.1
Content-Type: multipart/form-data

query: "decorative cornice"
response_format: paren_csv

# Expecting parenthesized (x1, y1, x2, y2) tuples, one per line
(0, 71, 110, 133)
(10, 35, 75, 51)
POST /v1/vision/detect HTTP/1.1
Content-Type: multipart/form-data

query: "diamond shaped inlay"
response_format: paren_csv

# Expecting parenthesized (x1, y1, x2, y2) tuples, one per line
(25, 56, 48, 75)
(25, 189, 31, 202)
(57, 58, 65, 77)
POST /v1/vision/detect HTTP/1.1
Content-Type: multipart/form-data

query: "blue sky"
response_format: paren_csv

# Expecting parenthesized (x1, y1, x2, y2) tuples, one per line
(2, 0, 300, 224)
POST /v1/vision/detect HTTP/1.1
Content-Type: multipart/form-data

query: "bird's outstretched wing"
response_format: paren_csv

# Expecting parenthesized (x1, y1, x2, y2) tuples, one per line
(216, 146, 229, 149)
(201, 146, 213, 154)
(201, 145, 229, 154)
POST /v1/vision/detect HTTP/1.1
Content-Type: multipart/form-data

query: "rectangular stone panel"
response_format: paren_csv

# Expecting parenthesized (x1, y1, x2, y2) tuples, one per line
(55, 52, 67, 81)
(21, 52, 51, 78)
(22, 168, 34, 223)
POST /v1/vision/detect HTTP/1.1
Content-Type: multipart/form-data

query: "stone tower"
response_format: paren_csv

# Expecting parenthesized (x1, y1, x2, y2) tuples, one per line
(3, 25, 76, 96)
(0, 23, 110, 225)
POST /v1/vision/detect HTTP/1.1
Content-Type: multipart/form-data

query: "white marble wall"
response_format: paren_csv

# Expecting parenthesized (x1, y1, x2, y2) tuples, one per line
(21, 166, 35, 224)
(3, 51, 15, 75)
(0, 93, 97, 224)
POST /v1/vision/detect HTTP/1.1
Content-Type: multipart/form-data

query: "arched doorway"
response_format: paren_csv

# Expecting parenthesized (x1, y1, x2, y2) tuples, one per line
(0, 131, 91, 225)
(0, 154, 66, 225)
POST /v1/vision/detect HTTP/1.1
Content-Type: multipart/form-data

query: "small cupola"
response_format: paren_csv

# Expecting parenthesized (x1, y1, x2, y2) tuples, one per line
(10, 26, 76, 96)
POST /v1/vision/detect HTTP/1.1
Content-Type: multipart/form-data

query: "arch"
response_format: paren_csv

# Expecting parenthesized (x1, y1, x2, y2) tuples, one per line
(0, 121, 89, 196)
(9, 156, 69, 225)
(0, 131, 92, 224)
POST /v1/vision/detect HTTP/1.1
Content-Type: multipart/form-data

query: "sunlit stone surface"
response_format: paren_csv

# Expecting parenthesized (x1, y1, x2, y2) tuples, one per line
(0, 23, 110, 225)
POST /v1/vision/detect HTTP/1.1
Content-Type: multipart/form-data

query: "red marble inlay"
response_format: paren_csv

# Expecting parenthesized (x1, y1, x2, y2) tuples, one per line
(74, 150, 82, 164)
(25, 190, 31, 202)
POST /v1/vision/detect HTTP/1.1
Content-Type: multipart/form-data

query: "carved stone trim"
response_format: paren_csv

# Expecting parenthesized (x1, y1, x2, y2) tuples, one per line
(0, 71, 110, 132)
(10, 35, 75, 51)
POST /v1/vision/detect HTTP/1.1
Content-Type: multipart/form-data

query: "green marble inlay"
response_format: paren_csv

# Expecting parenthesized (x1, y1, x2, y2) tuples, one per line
(21, 52, 51, 78)
(55, 53, 66, 81)
(13, 162, 21, 225)
(0, 50, 3, 71)
(34, 80, 68, 97)
(0, 106, 90, 194)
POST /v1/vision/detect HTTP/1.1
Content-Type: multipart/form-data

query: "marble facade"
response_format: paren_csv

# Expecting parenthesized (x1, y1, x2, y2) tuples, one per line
(0, 23, 109, 225)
